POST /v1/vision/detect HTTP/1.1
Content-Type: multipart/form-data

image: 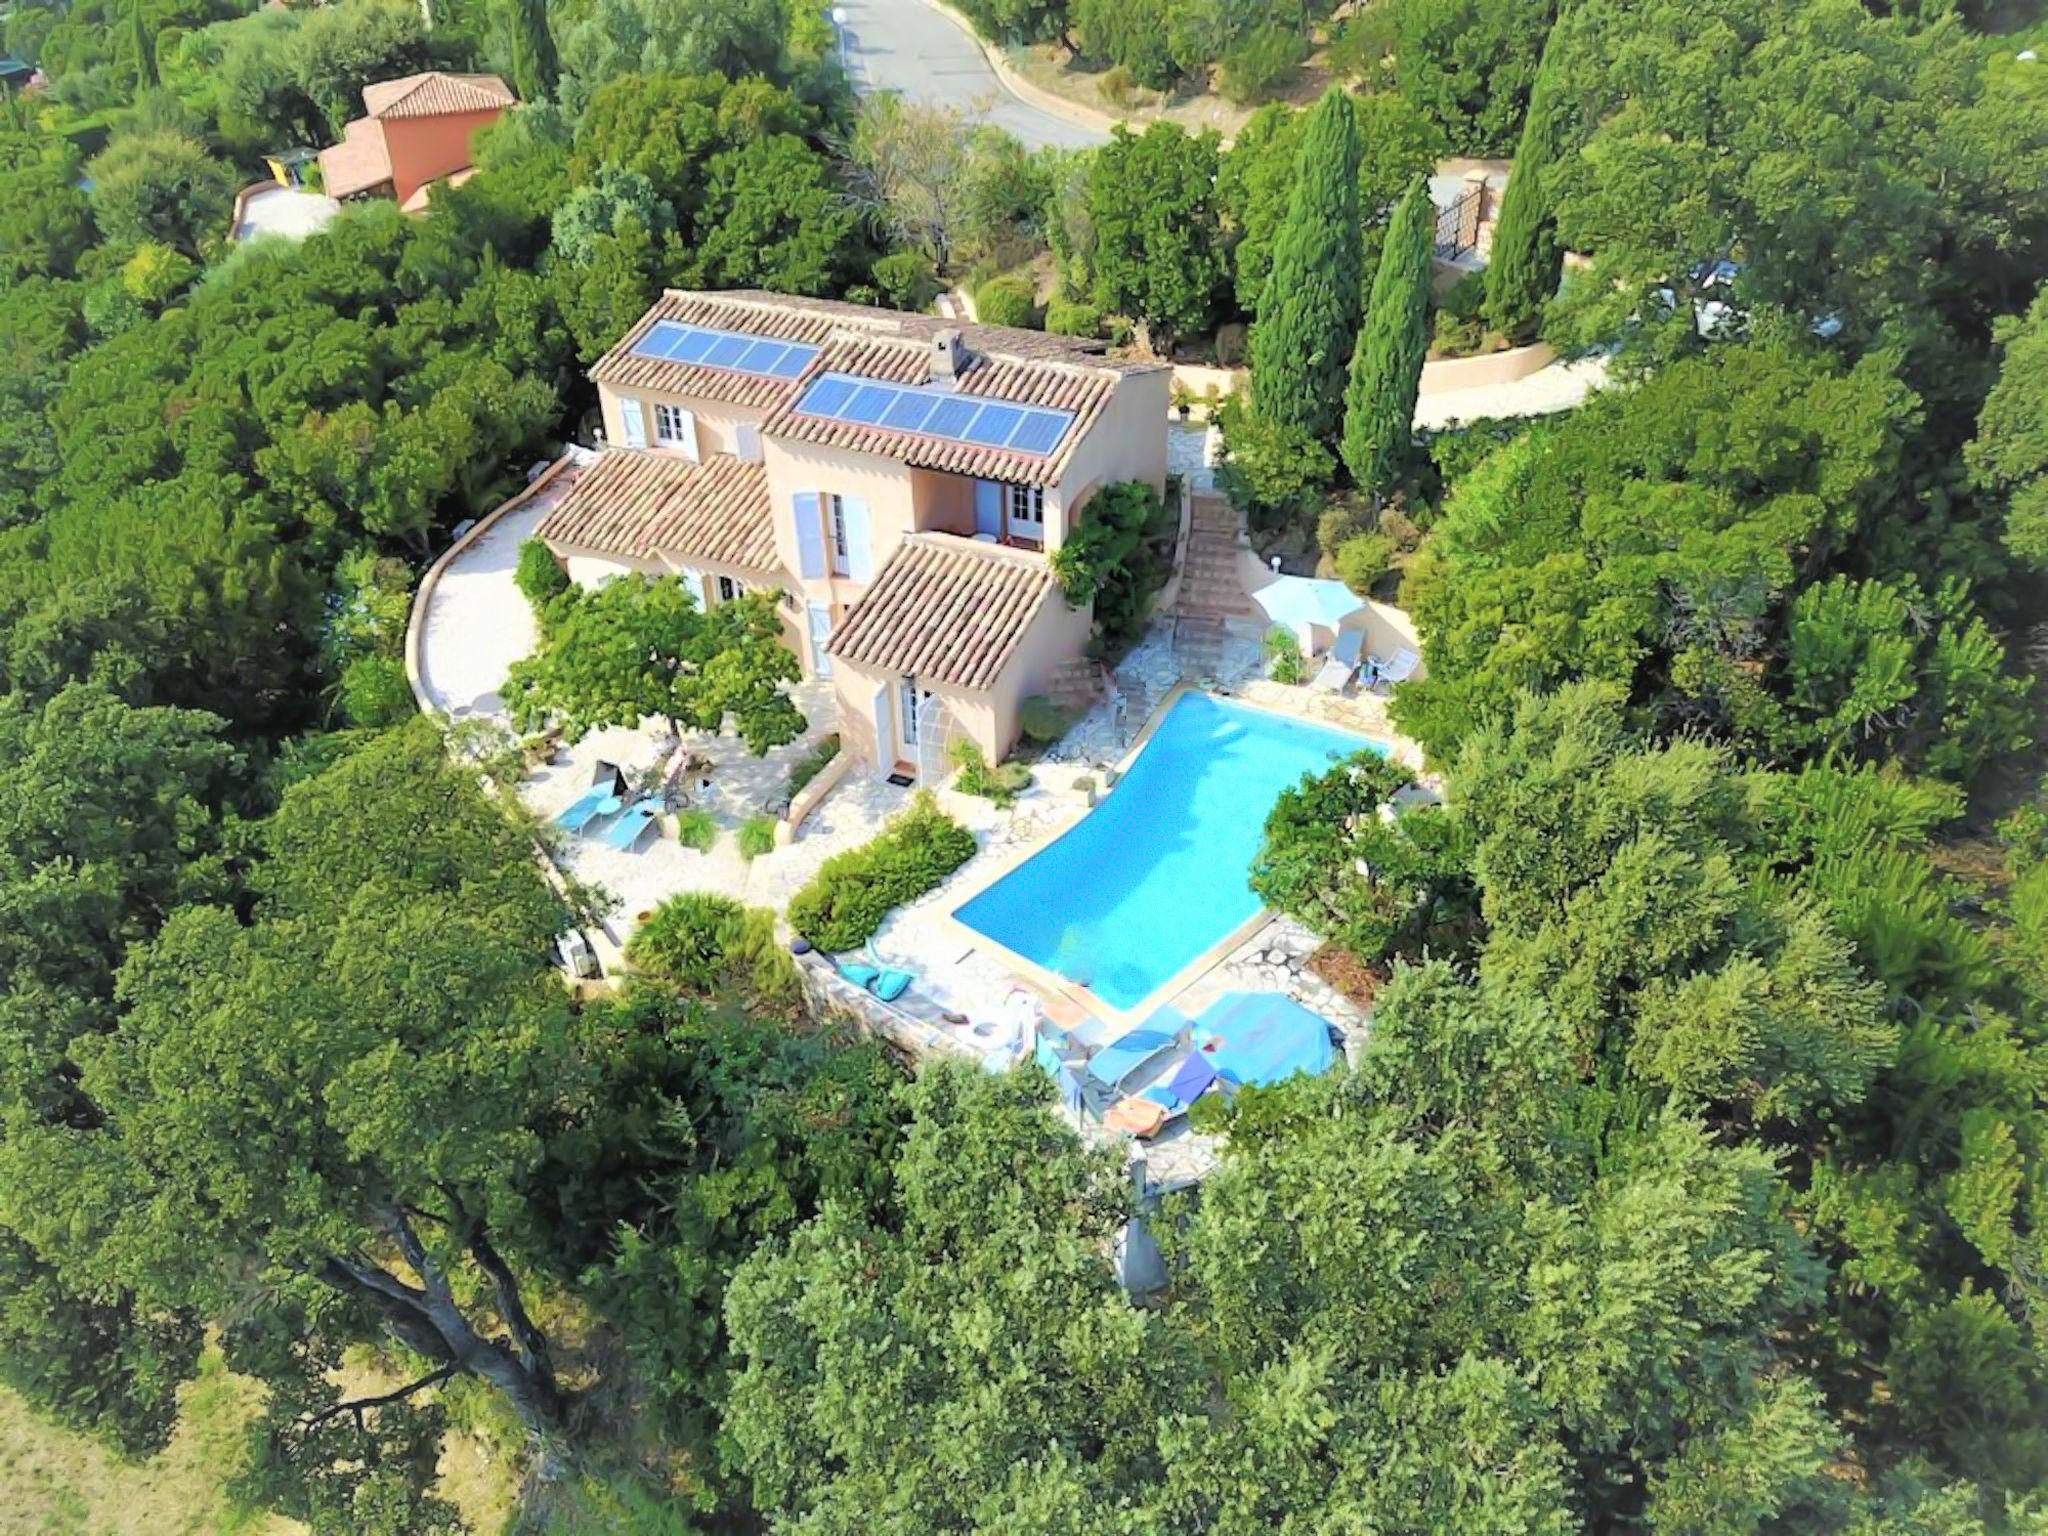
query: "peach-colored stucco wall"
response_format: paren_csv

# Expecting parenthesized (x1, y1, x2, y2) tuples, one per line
(383, 108, 504, 207)
(1048, 369, 1169, 541)
(599, 382, 767, 461)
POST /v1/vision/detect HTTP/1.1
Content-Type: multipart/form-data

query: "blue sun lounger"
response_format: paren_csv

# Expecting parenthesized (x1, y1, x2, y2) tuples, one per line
(1085, 1011, 1187, 1093)
(601, 798, 662, 850)
(554, 784, 621, 832)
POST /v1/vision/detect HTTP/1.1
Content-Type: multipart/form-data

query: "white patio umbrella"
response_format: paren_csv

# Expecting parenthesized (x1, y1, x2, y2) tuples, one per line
(1251, 575, 1366, 653)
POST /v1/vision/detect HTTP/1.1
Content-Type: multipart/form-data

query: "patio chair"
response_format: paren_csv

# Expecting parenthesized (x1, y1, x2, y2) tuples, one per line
(601, 798, 663, 850)
(554, 784, 621, 832)
(862, 941, 915, 1003)
(1366, 645, 1419, 690)
(1312, 627, 1364, 692)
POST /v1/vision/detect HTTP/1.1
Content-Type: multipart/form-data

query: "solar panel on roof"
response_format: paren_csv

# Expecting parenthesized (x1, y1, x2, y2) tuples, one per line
(629, 321, 820, 380)
(790, 372, 1077, 457)
(963, 403, 1025, 447)
(1006, 410, 1069, 455)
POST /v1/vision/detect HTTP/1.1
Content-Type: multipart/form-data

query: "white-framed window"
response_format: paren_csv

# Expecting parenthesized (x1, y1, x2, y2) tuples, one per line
(1006, 482, 1044, 544)
(716, 574, 743, 603)
(653, 402, 698, 459)
(899, 675, 931, 746)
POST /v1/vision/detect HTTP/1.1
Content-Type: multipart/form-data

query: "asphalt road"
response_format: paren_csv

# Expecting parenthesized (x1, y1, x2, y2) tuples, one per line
(830, 0, 1111, 151)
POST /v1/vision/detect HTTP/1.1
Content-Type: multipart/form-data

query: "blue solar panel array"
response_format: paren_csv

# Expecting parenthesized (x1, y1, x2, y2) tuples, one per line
(630, 321, 820, 381)
(792, 373, 1075, 457)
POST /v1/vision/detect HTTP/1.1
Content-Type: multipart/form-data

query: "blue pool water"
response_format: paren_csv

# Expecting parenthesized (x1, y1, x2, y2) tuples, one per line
(955, 693, 1381, 1011)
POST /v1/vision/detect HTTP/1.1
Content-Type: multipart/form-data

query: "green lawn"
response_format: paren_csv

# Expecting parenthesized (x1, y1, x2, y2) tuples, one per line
(0, 1354, 301, 1536)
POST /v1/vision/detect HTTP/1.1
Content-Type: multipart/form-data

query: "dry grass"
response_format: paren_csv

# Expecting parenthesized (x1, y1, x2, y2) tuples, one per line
(0, 1353, 300, 1536)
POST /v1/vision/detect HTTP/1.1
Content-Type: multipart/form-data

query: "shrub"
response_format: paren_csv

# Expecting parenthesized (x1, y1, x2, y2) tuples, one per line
(1265, 626, 1306, 685)
(1335, 532, 1395, 595)
(949, 739, 1033, 807)
(1220, 24, 1308, 104)
(1050, 480, 1173, 654)
(339, 655, 414, 727)
(786, 791, 977, 951)
(975, 274, 1039, 329)
(626, 892, 801, 1011)
(871, 249, 939, 312)
(738, 816, 779, 860)
(1216, 396, 1335, 535)
(786, 733, 842, 800)
(1045, 297, 1105, 338)
(516, 537, 570, 611)
(675, 807, 717, 851)
(1018, 695, 1073, 745)
(1316, 492, 1377, 558)
(1100, 65, 1137, 107)
(1432, 270, 1490, 356)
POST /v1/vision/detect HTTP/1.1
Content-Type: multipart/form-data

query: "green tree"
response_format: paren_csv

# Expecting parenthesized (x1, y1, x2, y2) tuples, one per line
(1967, 283, 2048, 569)
(1251, 751, 1475, 964)
(500, 0, 558, 101)
(550, 164, 676, 264)
(1340, 177, 1433, 493)
(130, 0, 158, 89)
(1248, 87, 1363, 441)
(1087, 123, 1225, 352)
(504, 581, 804, 752)
(1337, 0, 1553, 155)
(84, 130, 235, 258)
(0, 159, 95, 280)
(1482, 7, 1570, 342)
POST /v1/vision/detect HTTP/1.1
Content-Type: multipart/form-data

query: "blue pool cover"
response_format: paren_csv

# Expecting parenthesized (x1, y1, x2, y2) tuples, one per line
(954, 693, 1380, 1011)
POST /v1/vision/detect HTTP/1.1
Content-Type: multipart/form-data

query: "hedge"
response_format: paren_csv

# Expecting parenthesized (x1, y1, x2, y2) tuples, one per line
(786, 791, 976, 951)
(626, 892, 802, 1011)
(974, 275, 1039, 330)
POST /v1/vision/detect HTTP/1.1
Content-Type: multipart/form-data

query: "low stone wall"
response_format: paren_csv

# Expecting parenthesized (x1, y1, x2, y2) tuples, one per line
(1418, 341, 1556, 395)
(779, 744, 855, 844)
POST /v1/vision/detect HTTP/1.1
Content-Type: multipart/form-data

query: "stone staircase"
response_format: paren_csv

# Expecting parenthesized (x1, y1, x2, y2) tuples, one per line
(1044, 657, 1105, 714)
(1170, 490, 1257, 679)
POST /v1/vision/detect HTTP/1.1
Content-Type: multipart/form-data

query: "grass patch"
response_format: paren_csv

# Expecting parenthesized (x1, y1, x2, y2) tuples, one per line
(0, 1351, 299, 1536)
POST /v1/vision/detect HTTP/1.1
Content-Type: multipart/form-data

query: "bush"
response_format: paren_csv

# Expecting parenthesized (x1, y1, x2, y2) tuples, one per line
(1045, 297, 1105, 338)
(1018, 695, 1073, 745)
(1432, 269, 1490, 356)
(339, 655, 414, 727)
(626, 892, 802, 1011)
(786, 733, 842, 800)
(786, 791, 977, 951)
(974, 274, 1039, 329)
(1219, 24, 1308, 104)
(1100, 65, 1137, 106)
(1335, 532, 1395, 595)
(675, 807, 717, 851)
(1050, 480, 1172, 654)
(516, 538, 570, 611)
(1216, 397, 1335, 535)
(949, 739, 1033, 807)
(738, 816, 779, 859)
(871, 249, 939, 312)
(1265, 626, 1306, 685)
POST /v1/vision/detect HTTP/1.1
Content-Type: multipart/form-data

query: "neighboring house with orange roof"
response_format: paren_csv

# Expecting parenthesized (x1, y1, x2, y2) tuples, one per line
(535, 290, 1170, 776)
(318, 71, 516, 211)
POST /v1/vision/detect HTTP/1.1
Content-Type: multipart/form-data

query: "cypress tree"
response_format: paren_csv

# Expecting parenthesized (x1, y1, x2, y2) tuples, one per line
(1482, 13, 1570, 342)
(502, 0, 560, 103)
(131, 0, 158, 90)
(1341, 178, 1434, 496)
(1248, 87, 1363, 443)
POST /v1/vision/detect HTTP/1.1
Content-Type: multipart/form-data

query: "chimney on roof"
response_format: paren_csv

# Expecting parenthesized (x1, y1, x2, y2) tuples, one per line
(928, 328, 970, 387)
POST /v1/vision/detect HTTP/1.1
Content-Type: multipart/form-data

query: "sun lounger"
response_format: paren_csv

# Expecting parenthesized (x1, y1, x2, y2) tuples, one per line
(1312, 627, 1364, 692)
(554, 785, 622, 832)
(1366, 645, 1419, 689)
(863, 943, 914, 1003)
(1084, 1011, 1187, 1093)
(601, 798, 662, 849)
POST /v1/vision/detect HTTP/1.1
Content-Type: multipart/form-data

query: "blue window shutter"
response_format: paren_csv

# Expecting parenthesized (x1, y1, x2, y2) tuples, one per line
(618, 397, 647, 449)
(793, 493, 824, 578)
(843, 498, 873, 582)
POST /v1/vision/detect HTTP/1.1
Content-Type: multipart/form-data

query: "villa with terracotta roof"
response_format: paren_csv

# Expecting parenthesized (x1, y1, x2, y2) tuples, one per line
(535, 290, 1170, 775)
(318, 71, 516, 212)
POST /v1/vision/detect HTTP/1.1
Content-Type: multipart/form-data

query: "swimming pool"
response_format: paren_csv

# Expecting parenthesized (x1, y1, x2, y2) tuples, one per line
(954, 692, 1381, 1012)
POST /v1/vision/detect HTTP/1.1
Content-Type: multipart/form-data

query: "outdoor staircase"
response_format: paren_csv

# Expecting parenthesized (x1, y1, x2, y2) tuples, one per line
(1045, 657, 1105, 714)
(1177, 491, 1256, 622)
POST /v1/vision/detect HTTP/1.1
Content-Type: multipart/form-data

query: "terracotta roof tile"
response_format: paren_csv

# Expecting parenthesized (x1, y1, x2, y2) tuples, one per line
(828, 534, 1063, 692)
(363, 72, 515, 119)
(535, 450, 778, 573)
(317, 117, 392, 199)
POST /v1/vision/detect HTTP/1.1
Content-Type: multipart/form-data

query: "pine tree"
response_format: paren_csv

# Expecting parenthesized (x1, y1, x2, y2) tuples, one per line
(501, 0, 559, 103)
(131, 0, 158, 91)
(1482, 12, 1570, 342)
(1248, 87, 1363, 443)
(1341, 178, 1434, 495)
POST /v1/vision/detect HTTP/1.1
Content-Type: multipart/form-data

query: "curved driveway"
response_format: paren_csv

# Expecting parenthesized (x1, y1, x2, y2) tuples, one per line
(832, 0, 1110, 151)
